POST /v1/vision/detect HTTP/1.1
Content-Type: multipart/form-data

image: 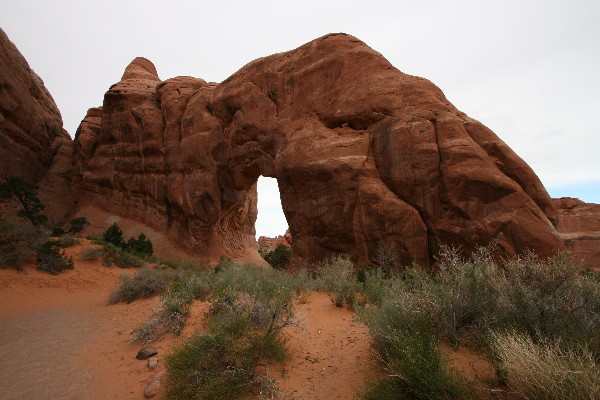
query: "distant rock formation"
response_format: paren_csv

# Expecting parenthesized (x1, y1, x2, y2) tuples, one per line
(258, 229, 292, 250)
(0, 29, 565, 266)
(554, 198, 600, 269)
(0, 28, 70, 183)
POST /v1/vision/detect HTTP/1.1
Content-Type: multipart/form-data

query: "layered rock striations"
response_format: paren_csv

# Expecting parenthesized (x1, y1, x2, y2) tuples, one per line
(554, 198, 600, 268)
(71, 33, 563, 266)
(0, 28, 70, 184)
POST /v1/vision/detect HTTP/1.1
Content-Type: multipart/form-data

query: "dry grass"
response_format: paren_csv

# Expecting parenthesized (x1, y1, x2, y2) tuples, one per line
(491, 331, 600, 400)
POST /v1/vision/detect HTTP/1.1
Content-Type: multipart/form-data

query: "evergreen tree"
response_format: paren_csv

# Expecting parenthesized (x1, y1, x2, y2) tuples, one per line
(103, 222, 124, 247)
(0, 176, 48, 226)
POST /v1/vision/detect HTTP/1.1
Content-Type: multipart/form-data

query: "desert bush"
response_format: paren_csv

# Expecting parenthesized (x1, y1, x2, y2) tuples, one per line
(78, 246, 104, 261)
(0, 217, 43, 269)
(165, 262, 293, 400)
(51, 224, 65, 236)
(133, 269, 215, 341)
(361, 267, 387, 306)
(36, 240, 74, 274)
(102, 222, 124, 247)
(490, 330, 600, 400)
(68, 217, 88, 234)
(316, 254, 361, 307)
(101, 243, 146, 268)
(126, 232, 153, 256)
(261, 244, 291, 270)
(109, 268, 178, 304)
(363, 246, 600, 351)
(361, 328, 472, 400)
(165, 326, 285, 400)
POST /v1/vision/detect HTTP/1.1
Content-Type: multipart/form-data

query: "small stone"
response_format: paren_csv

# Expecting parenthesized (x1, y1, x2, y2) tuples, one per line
(136, 345, 158, 360)
(147, 356, 158, 370)
(144, 371, 165, 399)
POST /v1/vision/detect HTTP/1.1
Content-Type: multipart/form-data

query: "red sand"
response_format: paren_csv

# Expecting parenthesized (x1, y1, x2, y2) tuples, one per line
(0, 241, 374, 399)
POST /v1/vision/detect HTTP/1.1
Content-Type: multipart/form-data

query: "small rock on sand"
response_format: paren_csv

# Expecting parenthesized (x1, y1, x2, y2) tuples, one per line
(136, 345, 158, 360)
(144, 370, 165, 398)
(147, 356, 158, 370)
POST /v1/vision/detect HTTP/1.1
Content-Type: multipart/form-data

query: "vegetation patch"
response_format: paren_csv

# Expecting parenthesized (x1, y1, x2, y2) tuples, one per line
(260, 244, 291, 270)
(491, 330, 599, 400)
(109, 268, 179, 304)
(36, 240, 74, 275)
(164, 261, 299, 400)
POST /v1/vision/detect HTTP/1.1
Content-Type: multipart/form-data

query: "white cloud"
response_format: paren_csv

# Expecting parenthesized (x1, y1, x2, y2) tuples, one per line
(1, 0, 598, 237)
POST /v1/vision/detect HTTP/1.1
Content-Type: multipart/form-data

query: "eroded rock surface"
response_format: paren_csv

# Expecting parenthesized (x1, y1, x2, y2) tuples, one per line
(258, 229, 292, 250)
(554, 198, 600, 269)
(71, 33, 563, 266)
(0, 28, 70, 184)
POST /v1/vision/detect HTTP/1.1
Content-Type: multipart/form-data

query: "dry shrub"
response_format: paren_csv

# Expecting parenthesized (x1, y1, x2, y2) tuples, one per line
(491, 330, 600, 400)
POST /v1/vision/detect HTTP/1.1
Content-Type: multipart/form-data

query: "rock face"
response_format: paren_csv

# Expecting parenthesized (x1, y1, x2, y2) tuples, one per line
(554, 198, 600, 269)
(0, 28, 70, 184)
(258, 229, 292, 250)
(71, 33, 563, 267)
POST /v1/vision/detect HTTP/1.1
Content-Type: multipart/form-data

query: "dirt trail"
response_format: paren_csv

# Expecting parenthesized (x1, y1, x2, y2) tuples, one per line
(0, 242, 376, 399)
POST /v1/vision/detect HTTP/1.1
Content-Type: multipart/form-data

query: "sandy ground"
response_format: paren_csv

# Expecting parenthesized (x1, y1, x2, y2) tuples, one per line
(0, 240, 497, 399)
(0, 241, 376, 399)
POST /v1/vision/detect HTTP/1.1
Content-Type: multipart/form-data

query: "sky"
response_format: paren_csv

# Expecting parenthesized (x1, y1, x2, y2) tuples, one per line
(1, 0, 599, 237)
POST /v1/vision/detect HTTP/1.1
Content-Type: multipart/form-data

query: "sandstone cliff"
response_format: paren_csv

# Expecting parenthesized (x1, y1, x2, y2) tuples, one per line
(0, 28, 70, 184)
(554, 198, 600, 269)
(70, 33, 563, 266)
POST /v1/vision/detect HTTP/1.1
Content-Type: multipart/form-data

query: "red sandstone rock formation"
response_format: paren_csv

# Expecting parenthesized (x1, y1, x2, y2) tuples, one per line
(0, 29, 564, 266)
(554, 198, 600, 269)
(0, 28, 70, 184)
(258, 229, 292, 250)
(70, 33, 562, 266)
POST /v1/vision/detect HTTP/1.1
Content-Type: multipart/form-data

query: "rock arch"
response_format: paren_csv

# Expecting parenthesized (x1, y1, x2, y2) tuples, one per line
(71, 34, 563, 267)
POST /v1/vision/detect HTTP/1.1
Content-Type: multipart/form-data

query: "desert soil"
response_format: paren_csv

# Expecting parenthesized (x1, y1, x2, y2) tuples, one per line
(0, 241, 376, 399)
(0, 241, 496, 399)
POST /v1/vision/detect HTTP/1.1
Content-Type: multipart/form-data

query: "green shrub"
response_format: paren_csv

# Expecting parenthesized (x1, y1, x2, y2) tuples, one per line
(126, 233, 153, 256)
(109, 268, 177, 304)
(165, 328, 284, 400)
(491, 330, 600, 400)
(262, 244, 291, 270)
(0, 176, 48, 226)
(164, 262, 293, 400)
(68, 217, 88, 234)
(102, 222, 124, 247)
(361, 329, 472, 400)
(36, 240, 74, 274)
(51, 225, 65, 236)
(361, 267, 387, 306)
(317, 255, 360, 307)
(102, 243, 146, 268)
(358, 244, 600, 399)
(133, 269, 215, 341)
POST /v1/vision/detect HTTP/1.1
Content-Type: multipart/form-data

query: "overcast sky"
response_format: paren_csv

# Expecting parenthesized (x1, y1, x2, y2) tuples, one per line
(2, 0, 599, 237)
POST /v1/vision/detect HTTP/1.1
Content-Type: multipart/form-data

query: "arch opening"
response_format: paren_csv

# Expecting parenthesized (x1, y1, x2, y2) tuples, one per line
(255, 176, 288, 240)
